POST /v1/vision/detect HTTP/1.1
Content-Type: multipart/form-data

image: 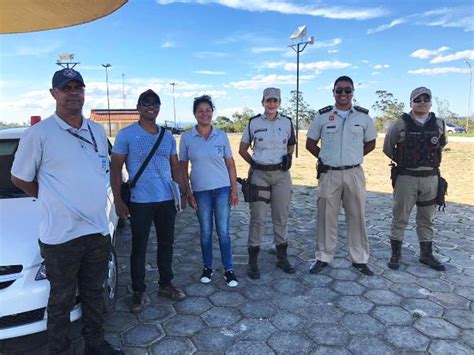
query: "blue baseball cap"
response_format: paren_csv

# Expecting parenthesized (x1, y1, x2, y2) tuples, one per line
(52, 68, 85, 90)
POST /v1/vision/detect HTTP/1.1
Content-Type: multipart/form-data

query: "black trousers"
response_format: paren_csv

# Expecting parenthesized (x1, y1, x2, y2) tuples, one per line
(129, 200, 177, 291)
(39, 234, 111, 354)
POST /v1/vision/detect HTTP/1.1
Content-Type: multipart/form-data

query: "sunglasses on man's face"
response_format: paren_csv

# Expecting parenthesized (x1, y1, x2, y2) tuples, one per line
(334, 87, 353, 95)
(412, 97, 431, 103)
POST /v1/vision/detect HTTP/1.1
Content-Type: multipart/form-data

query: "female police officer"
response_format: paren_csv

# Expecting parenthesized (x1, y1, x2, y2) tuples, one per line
(239, 87, 296, 279)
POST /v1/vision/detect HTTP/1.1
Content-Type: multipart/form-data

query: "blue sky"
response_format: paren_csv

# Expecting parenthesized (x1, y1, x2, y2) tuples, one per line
(1, 0, 473, 125)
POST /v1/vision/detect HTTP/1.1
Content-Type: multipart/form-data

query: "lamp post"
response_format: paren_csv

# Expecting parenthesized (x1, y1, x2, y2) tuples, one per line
(102, 63, 112, 136)
(170, 82, 177, 125)
(289, 26, 314, 157)
(464, 59, 472, 133)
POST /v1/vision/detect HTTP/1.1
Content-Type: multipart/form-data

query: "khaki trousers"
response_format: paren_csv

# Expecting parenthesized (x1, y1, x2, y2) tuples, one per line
(391, 174, 437, 242)
(315, 166, 369, 263)
(248, 169, 292, 247)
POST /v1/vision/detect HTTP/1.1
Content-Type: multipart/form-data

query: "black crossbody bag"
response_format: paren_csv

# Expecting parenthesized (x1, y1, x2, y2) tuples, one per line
(121, 127, 166, 205)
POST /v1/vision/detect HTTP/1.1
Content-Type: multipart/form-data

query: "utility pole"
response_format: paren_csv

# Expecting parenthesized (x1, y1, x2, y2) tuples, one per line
(289, 26, 314, 157)
(464, 59, 472, 133)
(170, 82, 177, 125)
(102, 63, 112, 137)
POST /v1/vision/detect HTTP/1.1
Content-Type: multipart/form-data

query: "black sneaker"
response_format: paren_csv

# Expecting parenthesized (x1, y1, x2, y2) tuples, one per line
(352, 263, 374, 276)
(224, 270, 239, 287)
(200, 267, 213, 284)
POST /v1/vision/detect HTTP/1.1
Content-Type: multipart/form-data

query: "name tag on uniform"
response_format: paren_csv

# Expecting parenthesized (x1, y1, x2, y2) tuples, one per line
(99, 154, 108, 174)
(254, 128, 268, 134)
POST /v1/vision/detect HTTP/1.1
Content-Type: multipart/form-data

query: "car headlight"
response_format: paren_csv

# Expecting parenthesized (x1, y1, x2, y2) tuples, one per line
(35, 262, 47, 281)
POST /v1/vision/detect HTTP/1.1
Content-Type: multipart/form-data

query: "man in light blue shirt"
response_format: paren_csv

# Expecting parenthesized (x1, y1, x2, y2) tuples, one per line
(111, 89, 187, 313)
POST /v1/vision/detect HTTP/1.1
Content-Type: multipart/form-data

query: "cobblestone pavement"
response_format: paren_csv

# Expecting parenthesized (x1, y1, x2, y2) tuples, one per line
(2, 186, 473, 354)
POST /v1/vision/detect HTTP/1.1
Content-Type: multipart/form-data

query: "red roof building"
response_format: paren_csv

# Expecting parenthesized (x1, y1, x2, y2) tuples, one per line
(90, 109, 139, 137)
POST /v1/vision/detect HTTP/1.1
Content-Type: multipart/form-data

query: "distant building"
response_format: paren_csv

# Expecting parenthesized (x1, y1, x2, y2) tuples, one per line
(90, 109, 139, 137)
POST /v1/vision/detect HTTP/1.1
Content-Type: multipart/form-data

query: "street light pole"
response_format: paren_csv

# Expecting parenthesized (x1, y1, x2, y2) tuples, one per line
(289, 31, 314, 158)
(102, 63, 112, 137)
(464, 59, 472, 133)
(170, 82, 177, 125)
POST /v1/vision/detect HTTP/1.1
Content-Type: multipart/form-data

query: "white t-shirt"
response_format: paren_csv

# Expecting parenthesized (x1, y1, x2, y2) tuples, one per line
(11, 114, 110, 244)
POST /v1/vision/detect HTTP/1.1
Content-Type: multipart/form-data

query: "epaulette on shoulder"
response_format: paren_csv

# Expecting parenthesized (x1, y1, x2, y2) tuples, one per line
(248, 114, 261, 122)
(318, 105, 333, 114)
(354, 106, 369, 114)
(280, 114, 292, 121)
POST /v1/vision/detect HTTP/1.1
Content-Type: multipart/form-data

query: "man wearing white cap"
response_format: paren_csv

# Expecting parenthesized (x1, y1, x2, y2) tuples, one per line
(239, 87, 296, 279)
(383, 86, 447, 271)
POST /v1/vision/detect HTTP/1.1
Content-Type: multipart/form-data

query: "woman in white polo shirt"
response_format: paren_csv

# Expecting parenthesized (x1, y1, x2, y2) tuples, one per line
(179, 95, 239, 287)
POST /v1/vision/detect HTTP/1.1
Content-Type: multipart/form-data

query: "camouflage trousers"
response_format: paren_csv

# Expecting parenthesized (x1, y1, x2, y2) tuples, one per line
(39, 234, 111, 354)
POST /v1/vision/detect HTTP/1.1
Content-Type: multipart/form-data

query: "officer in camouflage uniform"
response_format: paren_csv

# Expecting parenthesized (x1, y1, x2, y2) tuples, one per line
(383, 87, 447, 271)
(306, 75, 378, 276)
(239, 87, 296, 279)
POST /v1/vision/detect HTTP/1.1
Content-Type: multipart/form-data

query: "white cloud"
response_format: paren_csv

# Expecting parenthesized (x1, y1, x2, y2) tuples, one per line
(251, 47, 287, 54)
(155, 1, 388, 20)
(410, 46, 450, 59)
(228, 74, 315, 90)
(161, 41, 177, 48)
(328, 49, 338, 54)
(367, 18, 406, 34)
(408, 67, 469, 75)
(284, 60, 352, 72)
(361, 60, 369, 64)
(367, 6, 473, 34)
(371, 72, 381, 76)
(430, 50, 474, 64)
(2, 41, 63, 57)
(313, 38, 342, 49)
(194, 70, 226, 75)
(373, 64, 390, 69)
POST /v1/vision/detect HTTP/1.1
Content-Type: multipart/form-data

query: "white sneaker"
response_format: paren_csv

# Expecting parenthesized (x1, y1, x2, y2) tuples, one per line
(200, 267, 213, 283)
(224, 270, 239, 287)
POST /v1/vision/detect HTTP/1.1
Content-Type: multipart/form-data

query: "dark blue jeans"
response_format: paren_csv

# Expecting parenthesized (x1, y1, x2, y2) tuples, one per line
(129, 200, 176, 291)
(194, 186, 234, 271)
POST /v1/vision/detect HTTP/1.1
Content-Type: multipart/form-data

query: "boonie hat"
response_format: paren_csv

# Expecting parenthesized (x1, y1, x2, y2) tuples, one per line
(52, 68, 85, 90)
(137, 89, 161, 105)
(263, 87, 281, 101)
(410, 87, 432, 101)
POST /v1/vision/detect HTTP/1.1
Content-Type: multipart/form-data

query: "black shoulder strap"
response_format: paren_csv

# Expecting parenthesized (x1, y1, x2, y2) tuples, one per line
(130, 126, 166, 188)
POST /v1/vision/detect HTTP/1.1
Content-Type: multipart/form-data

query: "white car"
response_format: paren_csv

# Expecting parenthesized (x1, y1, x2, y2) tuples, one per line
(0, 127, 120, 340)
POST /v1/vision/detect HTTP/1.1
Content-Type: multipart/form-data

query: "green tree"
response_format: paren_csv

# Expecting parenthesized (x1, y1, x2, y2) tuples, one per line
(372, 90, 405, 131)
(231, 107, 255, 132)
(434, 97, 458, 121)
(280, 90, 316, 129)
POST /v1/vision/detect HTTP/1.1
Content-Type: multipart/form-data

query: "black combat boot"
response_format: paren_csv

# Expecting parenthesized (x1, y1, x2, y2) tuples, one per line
(248, 246, 261, 279)
(388, 239, 402, 270)
(419, 241, 446, 271)
(276, 243, 295, 274)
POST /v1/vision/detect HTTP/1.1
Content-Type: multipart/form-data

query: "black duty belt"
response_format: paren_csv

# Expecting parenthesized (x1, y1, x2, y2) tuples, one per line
(253, 163, 281, 171)
(397, 168, 438, 177)
(327, 164, 360, 171)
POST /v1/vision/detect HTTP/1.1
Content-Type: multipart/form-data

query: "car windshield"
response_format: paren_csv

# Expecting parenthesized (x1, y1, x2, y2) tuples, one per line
(0, 139, 26, 197)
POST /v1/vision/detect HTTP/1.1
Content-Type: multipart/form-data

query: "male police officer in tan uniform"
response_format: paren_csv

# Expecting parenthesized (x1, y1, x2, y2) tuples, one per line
(306, 76, 377, 276)
(239, 87, 296, 279)
(383, 87, 447, 271)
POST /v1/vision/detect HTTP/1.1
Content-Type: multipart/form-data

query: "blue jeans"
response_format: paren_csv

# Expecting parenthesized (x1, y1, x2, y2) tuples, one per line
(194, 186, 234, 271)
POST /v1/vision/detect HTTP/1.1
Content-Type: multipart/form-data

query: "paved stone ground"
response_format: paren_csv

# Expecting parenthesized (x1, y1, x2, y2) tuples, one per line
(2, 186, 473, 354)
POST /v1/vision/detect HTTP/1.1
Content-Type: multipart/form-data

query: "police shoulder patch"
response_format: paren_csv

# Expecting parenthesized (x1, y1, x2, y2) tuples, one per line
(354, 106, 369, 114)
(248, 114, 261, 122)
(318, 105, 333, 114)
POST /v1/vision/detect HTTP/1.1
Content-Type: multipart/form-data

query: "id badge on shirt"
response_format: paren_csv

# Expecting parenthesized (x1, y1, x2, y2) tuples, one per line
(99, 154, 109, 175)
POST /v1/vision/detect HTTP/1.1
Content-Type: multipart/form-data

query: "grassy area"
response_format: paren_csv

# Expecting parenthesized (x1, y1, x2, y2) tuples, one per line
(221, 132, 474, 206)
